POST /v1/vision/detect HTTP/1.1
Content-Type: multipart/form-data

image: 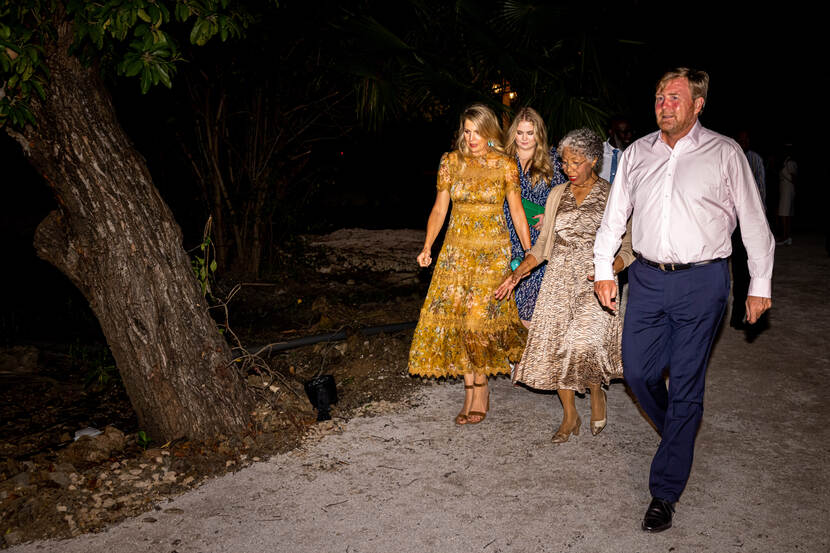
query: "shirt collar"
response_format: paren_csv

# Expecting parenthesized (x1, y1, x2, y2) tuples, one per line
(651, 119, 703, 149)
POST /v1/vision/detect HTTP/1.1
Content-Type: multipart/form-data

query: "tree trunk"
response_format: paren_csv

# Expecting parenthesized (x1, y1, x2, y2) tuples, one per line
(8, 22, 252, 442)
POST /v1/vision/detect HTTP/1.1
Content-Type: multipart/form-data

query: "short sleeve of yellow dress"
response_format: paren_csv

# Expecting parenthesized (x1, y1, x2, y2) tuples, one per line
(408, 150, 527, 379)
(503, 154, 521, 197)
(436, 152, 452, 192)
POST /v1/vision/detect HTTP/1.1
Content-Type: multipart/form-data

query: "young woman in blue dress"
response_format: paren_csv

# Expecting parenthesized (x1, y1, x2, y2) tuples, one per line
(503, 107, 567, 326)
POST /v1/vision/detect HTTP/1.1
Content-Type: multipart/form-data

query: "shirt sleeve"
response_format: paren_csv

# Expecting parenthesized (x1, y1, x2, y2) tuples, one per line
(615, 217, 636, 269)
(729, 148, 775, 298)
(437, 152, 452, 192)
(593, 153, 633, 281)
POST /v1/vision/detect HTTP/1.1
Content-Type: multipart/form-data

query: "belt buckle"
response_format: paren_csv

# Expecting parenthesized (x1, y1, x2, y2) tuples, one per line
(658, 262, 670, 271)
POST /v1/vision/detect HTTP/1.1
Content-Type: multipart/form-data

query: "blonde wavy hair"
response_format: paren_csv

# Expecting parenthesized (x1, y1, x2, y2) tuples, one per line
(454, 104, 504, 155)
(504, 107, 554, 187)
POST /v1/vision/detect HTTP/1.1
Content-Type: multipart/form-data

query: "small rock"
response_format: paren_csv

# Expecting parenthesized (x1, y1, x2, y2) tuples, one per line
(181, 476, 195, 486)
(143, 517, 157, 523)
(46, 471, 72, 489)
(3, 531, 23, 546)
(57, 505, 68, 512)
(61, 426, 126, 464)
(102, 498, 115, 509)
(9, 472, 30, 488)
(247, 374, 270, 388)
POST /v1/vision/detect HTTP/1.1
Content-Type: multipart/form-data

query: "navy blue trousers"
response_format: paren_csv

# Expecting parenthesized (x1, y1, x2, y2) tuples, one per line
(622, 258, 729, 502)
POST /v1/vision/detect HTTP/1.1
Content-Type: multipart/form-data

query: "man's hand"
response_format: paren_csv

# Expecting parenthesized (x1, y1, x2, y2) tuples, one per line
(594, 280, 618, 311)
(745, 296, 771, 324)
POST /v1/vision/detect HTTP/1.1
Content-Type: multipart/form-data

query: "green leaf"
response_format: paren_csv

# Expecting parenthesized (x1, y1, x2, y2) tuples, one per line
(156, 64, 171, 88)
(137, 8, 151, 23)
(124, 58, 143, 77)
(190, 18, 207, 45)
(175, 3, 190, 22)
(30, 79, 45, 100)
(209, 260, 217, 272)
(140, 67, 151, 94)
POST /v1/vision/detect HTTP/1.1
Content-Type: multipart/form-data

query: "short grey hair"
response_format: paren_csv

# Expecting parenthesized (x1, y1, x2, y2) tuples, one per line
(557, 128, 603, 165)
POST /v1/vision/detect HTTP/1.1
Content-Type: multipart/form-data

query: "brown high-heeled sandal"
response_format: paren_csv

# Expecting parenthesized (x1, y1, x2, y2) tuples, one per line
(467, 381, 490, 424)
(552, 418, 581, 443)
(455, 384, 474, 425)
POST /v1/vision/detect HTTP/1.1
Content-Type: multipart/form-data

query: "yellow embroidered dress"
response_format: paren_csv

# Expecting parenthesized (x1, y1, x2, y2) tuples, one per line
(408, 150, 527, 378)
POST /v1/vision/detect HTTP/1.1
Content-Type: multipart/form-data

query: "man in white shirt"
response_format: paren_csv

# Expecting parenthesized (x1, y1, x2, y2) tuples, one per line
(593, 68, 774, 533)
(599, 115, 634, 184)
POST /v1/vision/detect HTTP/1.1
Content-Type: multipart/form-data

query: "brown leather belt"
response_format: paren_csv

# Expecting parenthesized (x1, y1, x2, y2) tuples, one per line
(636, 253, 724, 272)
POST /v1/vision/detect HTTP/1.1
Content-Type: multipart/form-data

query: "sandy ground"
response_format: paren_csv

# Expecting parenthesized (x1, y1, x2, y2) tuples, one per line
(9, 233, 830, 553)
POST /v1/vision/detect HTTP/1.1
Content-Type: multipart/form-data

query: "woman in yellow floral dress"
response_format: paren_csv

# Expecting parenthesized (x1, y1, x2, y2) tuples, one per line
(408, 104, 532, 425)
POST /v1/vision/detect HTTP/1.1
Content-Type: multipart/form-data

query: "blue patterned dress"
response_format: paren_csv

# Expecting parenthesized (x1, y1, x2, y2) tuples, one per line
(503, 152, 566, 320)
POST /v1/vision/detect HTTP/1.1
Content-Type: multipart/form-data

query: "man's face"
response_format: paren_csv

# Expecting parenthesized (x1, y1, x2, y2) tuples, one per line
(655, 77, 703, 140)
(609, 120, 633, 150)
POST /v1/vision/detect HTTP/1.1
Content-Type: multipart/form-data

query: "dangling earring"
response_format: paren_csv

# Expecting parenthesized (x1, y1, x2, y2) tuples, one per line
(487, 139, 495, 148)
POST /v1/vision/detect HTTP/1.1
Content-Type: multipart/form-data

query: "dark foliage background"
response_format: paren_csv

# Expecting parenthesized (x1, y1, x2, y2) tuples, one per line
(0, 0, 816, 344)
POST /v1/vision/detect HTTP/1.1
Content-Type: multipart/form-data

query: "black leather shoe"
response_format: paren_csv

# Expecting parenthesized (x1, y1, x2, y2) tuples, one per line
(641, 497, 674, 532)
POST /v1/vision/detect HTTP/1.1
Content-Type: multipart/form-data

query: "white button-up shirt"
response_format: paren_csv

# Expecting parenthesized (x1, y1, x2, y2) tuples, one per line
(593, 121, 774, 297)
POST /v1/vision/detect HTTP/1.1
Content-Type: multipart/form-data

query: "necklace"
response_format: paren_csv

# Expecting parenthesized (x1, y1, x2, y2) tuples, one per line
(571, 174, 598, 189)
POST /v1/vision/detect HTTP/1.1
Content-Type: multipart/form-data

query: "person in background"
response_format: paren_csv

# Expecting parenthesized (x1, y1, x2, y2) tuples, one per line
(593, 68, 774, 533)
(599, 115, 634, 184)
(502, 107, 566, 325)
(496, 128, 633, 444)
(408, 104, 531, 425)
(776, 144, 797, 246)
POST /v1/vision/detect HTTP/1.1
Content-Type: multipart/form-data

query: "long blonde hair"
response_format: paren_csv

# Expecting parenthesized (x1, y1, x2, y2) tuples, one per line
(454, 104, 504, 155)
(504, 107, 553, 187)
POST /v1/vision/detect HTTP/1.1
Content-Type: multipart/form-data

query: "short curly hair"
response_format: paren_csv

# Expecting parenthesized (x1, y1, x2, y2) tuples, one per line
(556, 128, 603, 166)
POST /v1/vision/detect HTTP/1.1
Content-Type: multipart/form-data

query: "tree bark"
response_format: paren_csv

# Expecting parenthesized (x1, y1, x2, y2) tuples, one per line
(8, 22, 252, 442)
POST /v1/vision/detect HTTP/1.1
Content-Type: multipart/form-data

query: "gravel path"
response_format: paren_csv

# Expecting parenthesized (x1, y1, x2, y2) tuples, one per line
(10, 234, 829, 553)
